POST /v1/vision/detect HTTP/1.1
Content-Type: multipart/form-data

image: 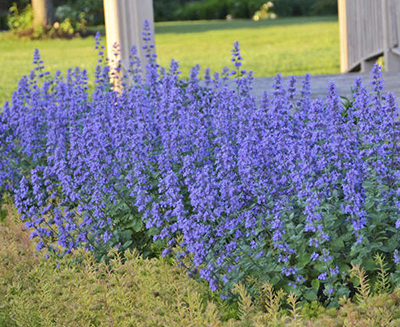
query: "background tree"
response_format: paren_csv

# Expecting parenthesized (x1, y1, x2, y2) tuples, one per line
(31, 0, 54, 27)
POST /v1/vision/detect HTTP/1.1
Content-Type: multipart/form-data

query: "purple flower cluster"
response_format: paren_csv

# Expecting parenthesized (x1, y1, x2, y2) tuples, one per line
(1, 24, 400, 302)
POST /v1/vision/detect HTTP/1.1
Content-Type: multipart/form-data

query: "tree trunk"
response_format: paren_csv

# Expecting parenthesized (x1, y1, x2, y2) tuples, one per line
(32, 0, 54, 28)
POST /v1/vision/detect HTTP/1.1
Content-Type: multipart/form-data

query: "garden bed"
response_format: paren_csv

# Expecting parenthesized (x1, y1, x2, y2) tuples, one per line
(1, 24, 400, 326)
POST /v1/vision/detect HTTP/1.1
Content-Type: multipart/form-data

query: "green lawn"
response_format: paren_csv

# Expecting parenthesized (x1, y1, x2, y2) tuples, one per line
(0, 16, 339, 105)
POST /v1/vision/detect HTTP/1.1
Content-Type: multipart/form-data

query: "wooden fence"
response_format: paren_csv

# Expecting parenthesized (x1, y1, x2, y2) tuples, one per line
(339, 0, 400, 72)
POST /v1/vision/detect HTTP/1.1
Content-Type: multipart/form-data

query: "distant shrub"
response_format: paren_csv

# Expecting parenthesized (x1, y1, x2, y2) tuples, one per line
(0, 11, 9, 30)
(174, 0, 337, 21)
(3, 0, 338, 27)
(175, 0, 266, 20)
(252, 2, 277, 21)
(1, 22, 400, 306)
(7, 2, 90, 39)
(153, 0, 194, 22)
(54, 0, 105, 27)
(272, 0, 337, 17)
(312, 0, 338, 16)
(7, 3, 33, 32)
(0, 0, 28, 12)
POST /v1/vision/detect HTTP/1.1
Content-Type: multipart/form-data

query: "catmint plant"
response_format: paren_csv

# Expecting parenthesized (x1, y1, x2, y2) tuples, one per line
(1, 21, 400, 306)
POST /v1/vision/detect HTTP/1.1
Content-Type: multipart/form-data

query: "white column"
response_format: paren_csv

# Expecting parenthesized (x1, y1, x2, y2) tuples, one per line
(103, 0, 155, 78)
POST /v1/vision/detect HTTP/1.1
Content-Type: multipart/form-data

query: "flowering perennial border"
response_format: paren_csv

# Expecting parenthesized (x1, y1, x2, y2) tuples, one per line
(1, 23, 400, 304)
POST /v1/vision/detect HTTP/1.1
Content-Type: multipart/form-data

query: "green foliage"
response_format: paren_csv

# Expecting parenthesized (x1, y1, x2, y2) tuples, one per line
(54, 0, 106, 26)
(301, 301, 326, 319)
(173, 0, 337, 21)
(0, 207, 222, 326)
(253, 2, 277, 21)
(0, 0, 28, 11)
(70, 0, 103, 13)
(1, 203, 400, 326)
(7, 2, 90, 39)
(153, 0, 193, 22)
(233, 283, 255, 324)
(272, 0, 337, 17)
(350, 264, 371, 304)
(7, 3, 33, 31)
(92, 195, 165, 261)
(1, 0, 338, 27)
(54, 2, 98, 31)
(0, 11, 8, 30)
(175, 0, 266, 20)
(312, 0, 338, 16)
(274, 0, 337, 16)
(374, 254, 391, 295)
(261, 282, 286, 323)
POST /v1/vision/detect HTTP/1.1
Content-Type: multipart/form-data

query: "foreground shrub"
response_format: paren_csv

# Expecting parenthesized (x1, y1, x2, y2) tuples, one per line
(1, 23, 400, 305)
(0, 204, 224, 327)
(2, 207, 400, 327)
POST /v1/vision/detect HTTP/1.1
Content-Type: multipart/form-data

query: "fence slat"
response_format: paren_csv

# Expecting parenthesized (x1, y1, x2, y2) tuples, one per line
(339, 0, 400, 72)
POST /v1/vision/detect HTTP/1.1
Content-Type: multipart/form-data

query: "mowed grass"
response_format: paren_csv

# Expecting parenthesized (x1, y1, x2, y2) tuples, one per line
(0, 16, 339, 105)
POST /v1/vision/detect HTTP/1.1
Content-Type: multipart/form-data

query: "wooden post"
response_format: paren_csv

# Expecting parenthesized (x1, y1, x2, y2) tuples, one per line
(361, 58, 377, 73)
(338, 0, 348, 73)
(103, 0, 155, 80)
(383, 0, 400, 72)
